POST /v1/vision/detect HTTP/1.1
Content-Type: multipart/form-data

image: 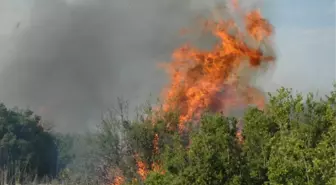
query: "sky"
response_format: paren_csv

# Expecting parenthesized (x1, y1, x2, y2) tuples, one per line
(1, 0, 333, 92)
(262, 0, 335, 93)
(0, 0, 334, 131)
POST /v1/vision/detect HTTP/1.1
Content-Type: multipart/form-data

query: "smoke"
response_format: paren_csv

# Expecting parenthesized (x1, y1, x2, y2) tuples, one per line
(0, 0, 273, 132)
(0, 0, 211, 132)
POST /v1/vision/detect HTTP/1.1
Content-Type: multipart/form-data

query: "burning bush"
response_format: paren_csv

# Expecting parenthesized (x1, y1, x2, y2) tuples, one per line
(90, 1, 335, 184)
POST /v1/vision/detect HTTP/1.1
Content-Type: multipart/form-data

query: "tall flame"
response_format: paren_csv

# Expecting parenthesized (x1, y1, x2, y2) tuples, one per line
(153, 133, 159, 155)
(110, 1, 276, 184)
(134, 154, 148, 181)
(161, 1, 275, 132)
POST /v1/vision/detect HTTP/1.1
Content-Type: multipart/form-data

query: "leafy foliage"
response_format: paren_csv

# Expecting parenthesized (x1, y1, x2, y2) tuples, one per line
(54, 133, 76, 172)
(1, 85, 334, 185)
(142, 85, 336, 185)
(0, 103, 58, 183)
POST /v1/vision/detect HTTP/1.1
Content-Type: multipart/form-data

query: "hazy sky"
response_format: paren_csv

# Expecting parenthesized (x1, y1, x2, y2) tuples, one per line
(0, 0, 334, 131)
(1, 0, 333, 91)
(262, 0, 335, 93)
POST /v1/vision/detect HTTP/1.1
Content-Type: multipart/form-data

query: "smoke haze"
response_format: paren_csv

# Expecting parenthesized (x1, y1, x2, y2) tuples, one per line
(0, 0, 223, 132)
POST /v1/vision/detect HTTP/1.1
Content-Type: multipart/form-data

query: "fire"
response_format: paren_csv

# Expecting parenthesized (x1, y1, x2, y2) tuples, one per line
(151, 133, 165, 174)
(107, 1, 275, 183)
(134, 154, 148, 181)
(109, 168, 124, 185)
(153, 133, 159, 155)
(111, 175, 124, 185)
(161, 1, 275, 132)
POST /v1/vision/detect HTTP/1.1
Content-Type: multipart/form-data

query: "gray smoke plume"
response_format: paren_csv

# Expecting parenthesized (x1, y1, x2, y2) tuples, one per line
(0, 0, 217, 132)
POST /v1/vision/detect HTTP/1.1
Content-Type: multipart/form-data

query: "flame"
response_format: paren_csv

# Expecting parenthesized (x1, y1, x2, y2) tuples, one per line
(109, 1, 275, 183)
(151, 133, 165, 174)
(151, 162, 165, 174)
(134, 154, 148, 181)
(135, 133, 163, 181)
(153, 133, 159, 155)
(109, 168, 124, 185)
(111, 175, 125, 185)
(161, 1, 275, 132)
(236, 119, 244, 144)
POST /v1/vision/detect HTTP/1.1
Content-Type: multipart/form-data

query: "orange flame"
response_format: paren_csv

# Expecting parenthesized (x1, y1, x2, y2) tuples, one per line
(109, 168, 124, 185)
(111, 175, 125, 185)
(161, 2, 275, 132)
(152, 162, 165, 174)
(153, 133, 159, 155)
(134, 154, 148, 181)
(151, 133, 165, 174)
(125, 1, 274, 182)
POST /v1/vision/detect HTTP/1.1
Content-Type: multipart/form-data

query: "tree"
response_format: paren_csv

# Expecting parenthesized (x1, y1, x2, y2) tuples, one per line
(0, 103, 58, 183)
(145, 114, 243, 185)
(54, 133, 76, 173)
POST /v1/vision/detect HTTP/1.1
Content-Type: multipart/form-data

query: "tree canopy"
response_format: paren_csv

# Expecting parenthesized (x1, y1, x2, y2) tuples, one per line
(0, 85, 335, 185)
(0, 103, 58, 182)
(94, 85, 336, 185)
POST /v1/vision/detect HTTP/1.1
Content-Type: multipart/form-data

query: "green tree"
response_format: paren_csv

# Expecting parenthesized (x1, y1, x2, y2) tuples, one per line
(142, 85, 336, 185)
(145, 114, 243, 185)
(0, 103, 58, 183)
(54, 133, 76, 173)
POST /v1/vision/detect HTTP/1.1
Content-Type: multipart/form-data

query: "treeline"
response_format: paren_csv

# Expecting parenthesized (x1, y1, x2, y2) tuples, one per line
(0, 85, 335, 185)
(98, 86, 336, 185)
(141, 87, 336, 185)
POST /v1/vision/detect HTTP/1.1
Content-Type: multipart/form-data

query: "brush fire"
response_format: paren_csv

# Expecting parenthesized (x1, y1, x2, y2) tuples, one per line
(112, 0, 275, 184)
